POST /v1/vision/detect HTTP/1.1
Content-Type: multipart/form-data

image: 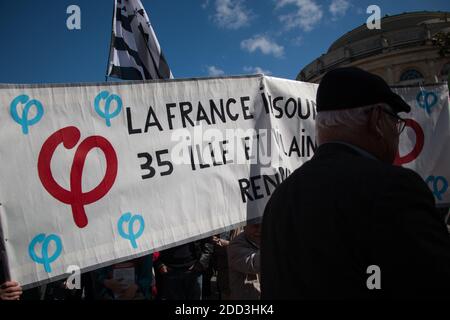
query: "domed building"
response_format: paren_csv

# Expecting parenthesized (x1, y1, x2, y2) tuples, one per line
(297, 11, 450, 85)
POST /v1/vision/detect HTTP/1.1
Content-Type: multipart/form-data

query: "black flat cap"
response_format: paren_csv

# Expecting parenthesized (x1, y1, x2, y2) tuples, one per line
(316, 67, 411, 113)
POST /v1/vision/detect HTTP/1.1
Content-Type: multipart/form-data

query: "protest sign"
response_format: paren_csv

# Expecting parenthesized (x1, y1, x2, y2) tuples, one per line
(0, 75, 448, 287)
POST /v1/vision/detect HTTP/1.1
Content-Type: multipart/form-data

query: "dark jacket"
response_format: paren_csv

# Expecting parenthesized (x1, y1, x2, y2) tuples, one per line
(228, 232, 261, 300)
(261, 143, 450, 299)
(155, 240, 213, 271)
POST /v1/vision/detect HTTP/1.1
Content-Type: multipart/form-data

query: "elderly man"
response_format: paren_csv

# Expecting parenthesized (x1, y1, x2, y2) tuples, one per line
(261, 67, 450, 299)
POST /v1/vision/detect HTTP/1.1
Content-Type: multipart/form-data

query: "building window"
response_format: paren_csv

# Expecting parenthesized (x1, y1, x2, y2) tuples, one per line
(440, 63, 450, 82)
(441, 63, 450, 76)
(399, 69, 424, 82)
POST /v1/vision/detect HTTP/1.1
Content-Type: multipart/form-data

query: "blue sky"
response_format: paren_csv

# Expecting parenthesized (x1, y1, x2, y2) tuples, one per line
(0, 0, 449, 84)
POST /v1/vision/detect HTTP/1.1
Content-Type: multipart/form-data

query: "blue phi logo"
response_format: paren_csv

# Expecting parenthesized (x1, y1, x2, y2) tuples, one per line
(94, 91, 123, 127)
(28, 234, 62, 273)
(10, 94, 44, 134)
(425, 175, 448, 201)
(416, 90, 438, 115)
(118, 212, 145, 249)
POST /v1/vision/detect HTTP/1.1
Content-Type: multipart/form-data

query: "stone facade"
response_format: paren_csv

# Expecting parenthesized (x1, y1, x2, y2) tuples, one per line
(297, 11, 450, 85)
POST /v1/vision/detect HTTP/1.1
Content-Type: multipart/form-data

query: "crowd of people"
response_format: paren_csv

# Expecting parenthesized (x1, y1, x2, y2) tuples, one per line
(0, 224, 261, 300)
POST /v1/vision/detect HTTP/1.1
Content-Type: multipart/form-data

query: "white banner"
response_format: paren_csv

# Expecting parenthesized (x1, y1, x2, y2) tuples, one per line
(393, 84, 450, 206)
(0, 75, 448, 287)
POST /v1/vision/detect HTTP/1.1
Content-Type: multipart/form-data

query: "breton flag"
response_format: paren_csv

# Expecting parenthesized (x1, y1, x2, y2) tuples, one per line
(107, 0, 173, 80)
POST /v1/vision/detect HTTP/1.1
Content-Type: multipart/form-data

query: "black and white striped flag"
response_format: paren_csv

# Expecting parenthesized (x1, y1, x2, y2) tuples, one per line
(107, 0, 173, 80)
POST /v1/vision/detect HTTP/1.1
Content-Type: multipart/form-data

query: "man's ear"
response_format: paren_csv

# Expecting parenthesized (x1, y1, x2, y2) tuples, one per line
(368, 107, 383, 138)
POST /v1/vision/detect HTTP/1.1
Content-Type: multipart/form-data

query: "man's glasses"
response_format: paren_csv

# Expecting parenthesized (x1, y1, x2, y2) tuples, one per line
(382, 108, 407, 135)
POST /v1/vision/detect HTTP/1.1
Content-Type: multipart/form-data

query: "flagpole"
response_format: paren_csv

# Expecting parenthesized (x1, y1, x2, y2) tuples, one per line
(105, 0, 116, 82)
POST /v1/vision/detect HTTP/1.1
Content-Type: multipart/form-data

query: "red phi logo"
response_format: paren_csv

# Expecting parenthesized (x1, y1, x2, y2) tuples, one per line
(38, 126, 118, 228)
(394, 118, 425, 166)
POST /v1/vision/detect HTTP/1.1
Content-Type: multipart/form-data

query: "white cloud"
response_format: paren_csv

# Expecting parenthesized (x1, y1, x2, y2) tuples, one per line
(201, 0, 210, 9)
(329, 0, 350, 19)
(241, 35, 284, 58)
(276, 0, 323, 32)
(291, 36, 303, 46)
(207, 65, 225, 76)
(243, 66, 272, 75)
(213, 0, 253, 29)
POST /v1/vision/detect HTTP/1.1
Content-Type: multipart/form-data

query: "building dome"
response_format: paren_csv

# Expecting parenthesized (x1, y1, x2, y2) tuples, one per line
(297, 11, 450, 85)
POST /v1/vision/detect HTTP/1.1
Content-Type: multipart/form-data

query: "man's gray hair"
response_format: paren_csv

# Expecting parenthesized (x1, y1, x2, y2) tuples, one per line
(315, 103, 391, 131)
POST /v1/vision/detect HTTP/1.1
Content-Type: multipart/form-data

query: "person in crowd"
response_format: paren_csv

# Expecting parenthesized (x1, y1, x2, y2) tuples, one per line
(228, 223, 261, 300)
(93, 255, 153, 300)
(201, 237, 216, 300)
(43, 272, 94, 300)
(212, 228, 242, 300)
(262, 67, 450, 299)
(152, 252, 160, 299)
(155, 239, 213, 300)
